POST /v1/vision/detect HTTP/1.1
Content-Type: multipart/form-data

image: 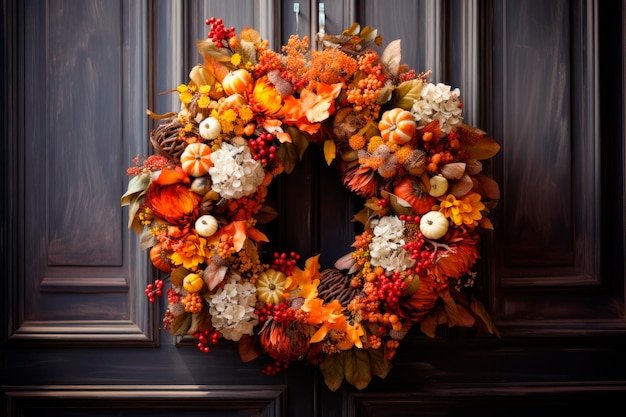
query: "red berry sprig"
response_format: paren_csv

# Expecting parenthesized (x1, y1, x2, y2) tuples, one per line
(376, 198, 388, 216)
(249, 131, 277, 166)
(255, 303, 274, 324)
(272, 251, 301, 275)
(271, 302, 296, 324)
(145, 279, 164, 302)
(193, 329, 220, 353)
(261, 359, 289, 376)
(374, 271, 406, 307)
(205, 17, 236, 47)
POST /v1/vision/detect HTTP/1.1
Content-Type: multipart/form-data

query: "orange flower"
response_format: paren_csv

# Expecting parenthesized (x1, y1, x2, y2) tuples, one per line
(211, 220, 269, 252)
(339, 160, 380, 198)
(302, 298, 363, 349)
(284, 255, 321, 300)
(431, 226, 480, 280)
(145, 182, 201, 226)
(250, 76, 284, 118)
(283, 82, 343, 134)
(168, 233, 209, 270)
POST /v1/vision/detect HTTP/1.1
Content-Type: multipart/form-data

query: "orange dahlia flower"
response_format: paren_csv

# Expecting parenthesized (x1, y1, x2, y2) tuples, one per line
(146, 183, 201, 227)
(431, 226, 480, 280)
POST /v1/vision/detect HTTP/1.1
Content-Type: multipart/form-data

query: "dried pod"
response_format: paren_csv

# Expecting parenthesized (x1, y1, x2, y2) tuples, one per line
(440, 162, 466, 180)
(465, 159, 483, 175)
(403, 149, 427, 175)
(448, 173, 474, 196)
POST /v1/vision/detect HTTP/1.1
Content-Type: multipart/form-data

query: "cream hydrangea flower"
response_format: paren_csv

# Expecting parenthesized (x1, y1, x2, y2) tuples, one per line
(208, 273, 258, 341)
(411, 82, 463, 134)
(209, 142, 265, 199)
(368, 216, 415, 272)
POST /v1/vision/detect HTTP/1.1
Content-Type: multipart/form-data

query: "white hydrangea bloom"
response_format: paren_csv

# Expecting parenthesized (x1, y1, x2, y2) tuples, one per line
(411, 82, 463, 134)
(209, 142, 265, 199)
(208, 273, 258, 341)
(368, 216, 415, 272)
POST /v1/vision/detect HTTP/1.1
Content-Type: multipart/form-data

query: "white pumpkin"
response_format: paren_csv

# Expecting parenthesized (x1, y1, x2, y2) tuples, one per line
(419, 211, 449, 240)
(428, 175, 449, 197)
(195, 214, 219, 237)
(199, 116, 221, 140)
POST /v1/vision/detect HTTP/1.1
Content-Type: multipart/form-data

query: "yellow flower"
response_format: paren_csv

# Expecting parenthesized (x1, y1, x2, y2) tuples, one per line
(199, 85, 211, 94)
(168, 234, 209, 270)
(231, 53, 242, 66)
(439, 192, 485, 226)
(197, 94, 211, 109)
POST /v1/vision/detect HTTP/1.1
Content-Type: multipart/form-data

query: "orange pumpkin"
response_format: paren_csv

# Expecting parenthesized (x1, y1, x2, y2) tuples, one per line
(393, 176, 437, 215)
(222, 69, 253, 96)
(180, 142, 212, 177)
(150, 243, 172, 273)
(378, 108, 417, 144)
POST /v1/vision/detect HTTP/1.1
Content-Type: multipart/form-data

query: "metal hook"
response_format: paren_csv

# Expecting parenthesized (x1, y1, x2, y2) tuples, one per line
(293, 3, 300, 34)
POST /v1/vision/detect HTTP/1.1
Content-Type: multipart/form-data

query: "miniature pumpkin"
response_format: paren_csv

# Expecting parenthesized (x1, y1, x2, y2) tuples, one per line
(199, 116, 221, 140)
(256, 269, 287, 305)
(419, 211, 449, 240)
(183, 272, 204, 293)
(378, 108, 417, 144)
(180, 142, 212, 177)
(222, 69, 253, 96)
(150, 242, 172, 273)
(393, 176, 437, 215)
(195, 214, 218, 237)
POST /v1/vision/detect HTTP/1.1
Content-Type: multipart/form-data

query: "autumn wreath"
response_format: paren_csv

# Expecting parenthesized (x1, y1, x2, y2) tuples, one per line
(121, 18, 500, 391)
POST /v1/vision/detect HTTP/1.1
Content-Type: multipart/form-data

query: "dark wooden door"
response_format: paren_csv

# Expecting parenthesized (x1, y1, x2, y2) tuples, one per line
(2, 1, 625, 416)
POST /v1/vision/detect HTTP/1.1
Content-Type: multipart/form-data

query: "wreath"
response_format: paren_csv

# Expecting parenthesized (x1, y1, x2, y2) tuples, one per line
(121, 17, 501, 391)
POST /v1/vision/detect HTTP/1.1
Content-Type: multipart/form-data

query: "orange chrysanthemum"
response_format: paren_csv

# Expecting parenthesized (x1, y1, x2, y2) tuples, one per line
(146, 183, 201, 227)
(250, 76, 284, 118)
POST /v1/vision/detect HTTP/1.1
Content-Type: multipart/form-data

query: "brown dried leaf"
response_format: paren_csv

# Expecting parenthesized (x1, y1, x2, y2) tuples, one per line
(238, 334, 263, 362)
(170, 313, 191, 336)
(470, 298, 500, 337)
(368, 347, 391, 379)
(380, 39, 402, 77)
(462, 137, 501, 160)
(170, 266, 191, 287)
(319, 352, 346, 392)
(344, 348, 372, 390)
(471, 173, 501, 200)
(419, 316, 438, 338)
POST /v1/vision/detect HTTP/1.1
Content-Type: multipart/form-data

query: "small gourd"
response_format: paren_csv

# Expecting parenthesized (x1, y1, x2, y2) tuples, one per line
(419, 211, 449, 240)
(182, 272, 204, 293)
(149, 243, 172, 273)
(195, 214, 219, 237)
(393, 176, 437, 215)
(378, 108, 417, 144)
(221, 69, 253, 96)
(199, 116, 221, 140)
(256, 269, 287, 305)
(180, 142, 213, 177)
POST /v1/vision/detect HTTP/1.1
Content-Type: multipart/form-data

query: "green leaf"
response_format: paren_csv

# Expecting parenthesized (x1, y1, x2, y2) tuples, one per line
(285, 126, 311, 160)
(390, 78, 424, 110)
(120, 172, 151, 206)
(128, 195, 146, 233)
(344, 348, 372, 390)
(319, 352, 346, 392)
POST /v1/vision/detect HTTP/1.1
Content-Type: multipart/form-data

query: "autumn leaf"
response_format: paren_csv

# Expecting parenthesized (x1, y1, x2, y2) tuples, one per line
(380, 39, 402, 76)
(319, 352, 345, 392)
(368, 347, 391, 379)
(390, 78, 424, 110)
(344, 348, 372, 390)
(324, 140, 336, 165)
(462, 137, 501, 160)
(238, 335, 263, 362)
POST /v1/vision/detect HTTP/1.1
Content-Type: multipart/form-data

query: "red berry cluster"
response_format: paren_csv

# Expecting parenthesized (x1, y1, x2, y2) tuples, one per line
(145, 279, 163, 302)
(374, 272, 406, 306)
(261, 359, 289, 376)
(248, 131, 277, 165)
(376, 198, 388, 216)
(205, 17, 235, 46)
(271, 302, 296, 324)
(255, 303, 274, 324)
(271, 251, 300, 275)
(193, 329, 220, 353)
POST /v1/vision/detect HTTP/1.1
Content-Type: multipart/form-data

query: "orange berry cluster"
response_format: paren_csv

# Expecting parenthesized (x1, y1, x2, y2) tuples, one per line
(216, 234, 236, 259)
(183, 292, 204, 313)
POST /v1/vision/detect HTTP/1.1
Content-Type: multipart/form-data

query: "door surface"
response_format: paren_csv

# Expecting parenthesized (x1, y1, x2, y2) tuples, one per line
(2, 1, 625, 416)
